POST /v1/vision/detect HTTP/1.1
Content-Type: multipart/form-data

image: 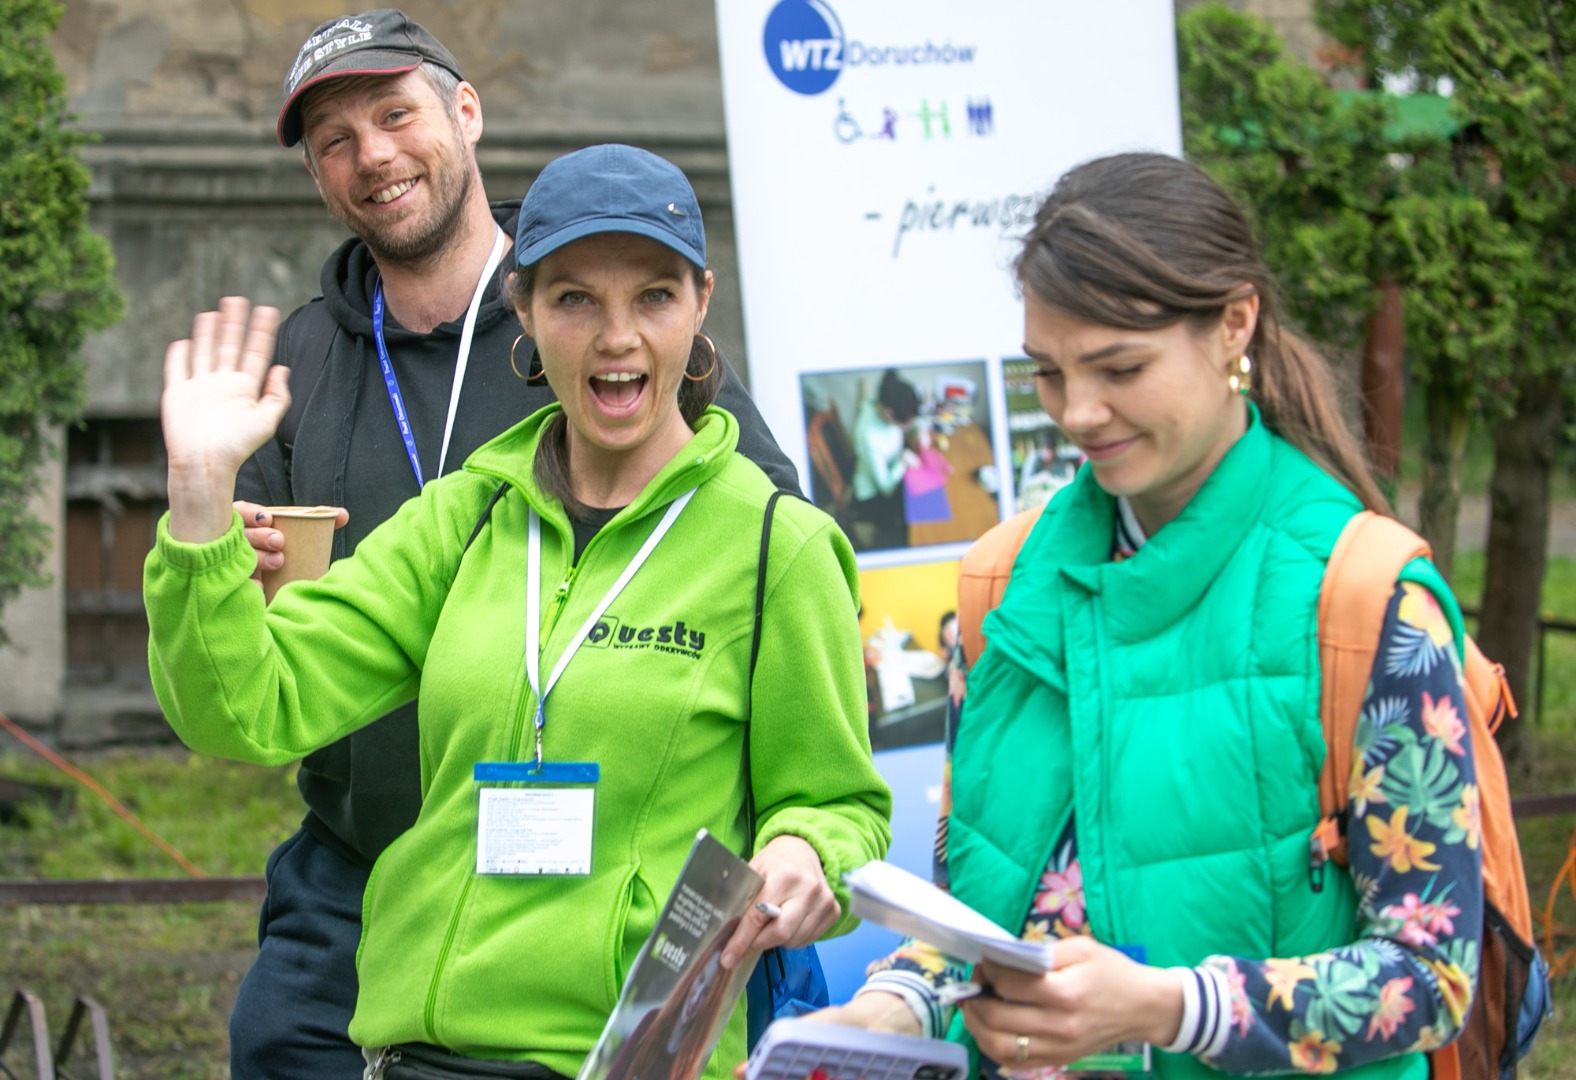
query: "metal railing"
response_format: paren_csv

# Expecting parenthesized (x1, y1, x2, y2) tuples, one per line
(0, 989, 114, 1080)
(1458, 606, 1576, 730)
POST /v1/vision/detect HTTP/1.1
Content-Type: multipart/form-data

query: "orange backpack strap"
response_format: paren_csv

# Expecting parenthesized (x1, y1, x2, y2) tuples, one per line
(958, 508, 1041, 665)
(1315, 511, 1431, 873)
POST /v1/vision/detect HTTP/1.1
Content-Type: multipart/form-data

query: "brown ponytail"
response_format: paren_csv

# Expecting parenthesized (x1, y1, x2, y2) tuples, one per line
(1016, 152, 1389, 514)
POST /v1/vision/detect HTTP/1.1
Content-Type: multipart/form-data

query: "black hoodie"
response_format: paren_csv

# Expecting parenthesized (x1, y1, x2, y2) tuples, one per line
(236, 201, 800, 866)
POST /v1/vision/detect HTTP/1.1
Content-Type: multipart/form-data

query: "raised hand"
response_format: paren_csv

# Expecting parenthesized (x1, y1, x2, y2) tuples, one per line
(163, 298, 287, 542)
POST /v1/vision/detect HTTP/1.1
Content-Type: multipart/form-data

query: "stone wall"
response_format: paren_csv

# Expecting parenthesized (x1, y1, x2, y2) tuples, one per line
(52, 0, 750, 413)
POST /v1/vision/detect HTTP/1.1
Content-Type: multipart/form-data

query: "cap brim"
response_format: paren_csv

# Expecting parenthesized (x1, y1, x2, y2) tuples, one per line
(515, 217, 705, 270)
(276, 51, 425, 147)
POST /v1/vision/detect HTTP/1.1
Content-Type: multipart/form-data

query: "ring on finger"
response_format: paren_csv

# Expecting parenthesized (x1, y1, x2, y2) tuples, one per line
(1014, 1034, 1030, 1064)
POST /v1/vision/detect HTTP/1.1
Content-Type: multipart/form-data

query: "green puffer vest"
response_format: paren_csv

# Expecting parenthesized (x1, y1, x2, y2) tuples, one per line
(947, 416, 1425, 1080)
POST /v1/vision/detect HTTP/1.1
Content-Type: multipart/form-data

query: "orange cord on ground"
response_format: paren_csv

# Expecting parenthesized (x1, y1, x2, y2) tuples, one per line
(1538, 825, 1576, 978)
(0, 710, 207, 879)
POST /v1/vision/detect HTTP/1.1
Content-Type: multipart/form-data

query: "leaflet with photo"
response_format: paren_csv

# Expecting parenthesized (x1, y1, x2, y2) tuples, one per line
(578, 829, 763, 1080)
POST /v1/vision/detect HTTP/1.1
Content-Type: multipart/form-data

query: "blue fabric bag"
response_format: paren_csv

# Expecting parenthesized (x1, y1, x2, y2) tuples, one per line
(743, 492, 833, 1048)
(746, 945, 830, 1048)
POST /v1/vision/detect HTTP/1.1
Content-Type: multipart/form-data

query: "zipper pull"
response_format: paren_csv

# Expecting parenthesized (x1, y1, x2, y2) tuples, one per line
(365, 1047, 401, 1080)
(554, 560, 579, 598)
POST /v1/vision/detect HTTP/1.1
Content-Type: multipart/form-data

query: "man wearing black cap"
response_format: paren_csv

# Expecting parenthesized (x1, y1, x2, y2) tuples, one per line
(230, 11, 798, 1076)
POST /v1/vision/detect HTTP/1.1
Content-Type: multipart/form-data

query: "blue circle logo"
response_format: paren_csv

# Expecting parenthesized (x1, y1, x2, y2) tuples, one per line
(763, 0, 845, 96)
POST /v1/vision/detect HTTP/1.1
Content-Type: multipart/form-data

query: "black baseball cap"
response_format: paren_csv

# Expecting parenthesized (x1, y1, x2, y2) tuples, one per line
(277, 9, 463, 148)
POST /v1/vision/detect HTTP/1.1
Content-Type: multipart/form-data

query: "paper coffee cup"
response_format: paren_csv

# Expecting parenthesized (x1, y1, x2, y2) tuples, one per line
(260, 506, 339, 603)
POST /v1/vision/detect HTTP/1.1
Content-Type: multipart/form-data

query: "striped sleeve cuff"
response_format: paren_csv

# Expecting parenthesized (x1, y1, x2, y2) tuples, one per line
(857, 971, 948, 1039)
(1158, 966, 1233, 1058)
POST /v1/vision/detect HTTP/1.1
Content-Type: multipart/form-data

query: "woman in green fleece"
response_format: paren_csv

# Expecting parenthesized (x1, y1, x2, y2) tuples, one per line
(144, 144, 891, 1079)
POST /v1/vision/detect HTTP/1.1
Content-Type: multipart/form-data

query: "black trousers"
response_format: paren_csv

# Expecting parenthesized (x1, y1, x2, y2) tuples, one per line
(230, 827, 369, 1079)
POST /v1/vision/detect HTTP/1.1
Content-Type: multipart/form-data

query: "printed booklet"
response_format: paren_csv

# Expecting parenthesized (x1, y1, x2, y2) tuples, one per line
(844, 860, 1151, 1076)
(844, 859, 1055, 972)
(578, 829, 763, 1080)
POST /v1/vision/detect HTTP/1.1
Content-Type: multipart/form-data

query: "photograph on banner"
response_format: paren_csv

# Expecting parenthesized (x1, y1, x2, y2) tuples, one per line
(800, 360, 998, 554)
(716, 0, 1181, 500)
(857, 559, 963, 752)
(1002, 357, 1084, 515)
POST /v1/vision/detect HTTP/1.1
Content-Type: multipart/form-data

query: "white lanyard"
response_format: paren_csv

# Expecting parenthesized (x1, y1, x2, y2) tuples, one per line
(523, 489, 697, 766)
(439, 225, 510, 479)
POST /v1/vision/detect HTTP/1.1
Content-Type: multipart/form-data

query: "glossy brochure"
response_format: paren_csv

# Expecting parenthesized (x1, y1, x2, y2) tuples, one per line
(577, 829, 764, 1080)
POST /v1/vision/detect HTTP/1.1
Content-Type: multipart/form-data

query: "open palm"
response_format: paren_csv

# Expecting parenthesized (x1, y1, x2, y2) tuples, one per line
(162, 297, 288, 477)
(161, 297, 289, 542)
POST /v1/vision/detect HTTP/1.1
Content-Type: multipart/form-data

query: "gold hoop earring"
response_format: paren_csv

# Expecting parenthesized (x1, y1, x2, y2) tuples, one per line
(510, 334, 546, 382)
(1228, 354, 1253, 396)
(684, 333, 718, 383)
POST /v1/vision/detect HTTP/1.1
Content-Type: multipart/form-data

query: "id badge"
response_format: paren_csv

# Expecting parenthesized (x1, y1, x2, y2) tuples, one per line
(473, 762, 599, 876)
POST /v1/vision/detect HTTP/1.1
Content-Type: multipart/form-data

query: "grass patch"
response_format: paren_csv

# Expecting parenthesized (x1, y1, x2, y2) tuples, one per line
(1, 749, 300, 1079)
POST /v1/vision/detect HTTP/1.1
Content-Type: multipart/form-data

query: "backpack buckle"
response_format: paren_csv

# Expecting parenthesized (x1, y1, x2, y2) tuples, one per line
(1308, 816, 1343, 893)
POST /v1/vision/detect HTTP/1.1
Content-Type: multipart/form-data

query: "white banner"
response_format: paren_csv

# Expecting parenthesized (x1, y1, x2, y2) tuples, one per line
(718, 0, 1182, 571)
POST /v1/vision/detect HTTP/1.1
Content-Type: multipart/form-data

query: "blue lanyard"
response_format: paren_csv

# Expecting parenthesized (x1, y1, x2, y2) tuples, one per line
(370, 284, 427, 488)
(369, 227, 509, 490)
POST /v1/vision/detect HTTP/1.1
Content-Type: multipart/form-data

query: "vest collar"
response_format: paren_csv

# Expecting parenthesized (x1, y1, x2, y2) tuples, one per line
(997, 406, 1272, 652)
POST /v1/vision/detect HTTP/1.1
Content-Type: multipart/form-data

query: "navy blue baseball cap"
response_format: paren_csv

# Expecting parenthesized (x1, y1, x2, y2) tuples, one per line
(278, 9, 463, 148)
(515, 145, 707, 270)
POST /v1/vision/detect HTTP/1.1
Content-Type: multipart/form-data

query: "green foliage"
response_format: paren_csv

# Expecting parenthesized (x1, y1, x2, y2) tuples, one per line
(1319, 0, 1576, 389)
(1180, 3, 1528, 411)
(1178, 4, 1394, 351)
(1379, 192, 1527, 411)
(1313, 0, 1444, 91)
(1435, 3, 1576, 383)
(0, 0, 122, 631)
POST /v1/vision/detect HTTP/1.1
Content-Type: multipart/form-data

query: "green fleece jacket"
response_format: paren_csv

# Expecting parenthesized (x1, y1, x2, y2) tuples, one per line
(145, 405, 892, 1076)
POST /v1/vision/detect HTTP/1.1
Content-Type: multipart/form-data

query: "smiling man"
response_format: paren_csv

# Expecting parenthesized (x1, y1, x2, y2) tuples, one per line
(227, 11, 799, 1077)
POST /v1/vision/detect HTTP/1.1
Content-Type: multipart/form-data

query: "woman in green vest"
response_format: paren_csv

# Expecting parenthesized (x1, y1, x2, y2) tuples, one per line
(818, 153, 1484, 1079)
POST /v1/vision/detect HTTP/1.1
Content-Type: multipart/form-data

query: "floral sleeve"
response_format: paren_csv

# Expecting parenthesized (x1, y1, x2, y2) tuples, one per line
(1195, 581, 1483, 1071)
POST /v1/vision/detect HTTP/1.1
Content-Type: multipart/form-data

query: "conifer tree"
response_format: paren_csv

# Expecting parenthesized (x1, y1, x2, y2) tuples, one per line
(1319, 0, 1576, 761)
(0, 0, 121, 640)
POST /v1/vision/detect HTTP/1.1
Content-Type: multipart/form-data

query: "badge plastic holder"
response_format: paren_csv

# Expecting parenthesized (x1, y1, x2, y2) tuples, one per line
(473, 761, 599, 877)
(746, 1018, 968, 1080)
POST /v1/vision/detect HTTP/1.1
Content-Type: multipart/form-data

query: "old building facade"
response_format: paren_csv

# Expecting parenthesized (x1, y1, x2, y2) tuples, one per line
(2, 0, 1319, 745)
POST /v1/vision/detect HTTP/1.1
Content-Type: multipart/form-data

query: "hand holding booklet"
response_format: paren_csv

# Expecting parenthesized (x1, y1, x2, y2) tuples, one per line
(578, 830, 762, 1080)
(844, 860, 1055, 973)
(845, 860, 1152, 1076)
